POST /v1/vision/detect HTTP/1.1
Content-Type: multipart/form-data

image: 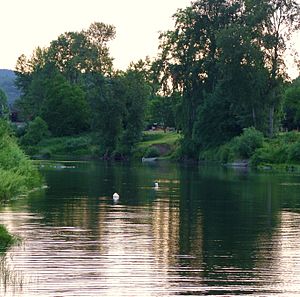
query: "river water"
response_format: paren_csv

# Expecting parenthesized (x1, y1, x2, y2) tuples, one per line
(1, 161, 300, 296)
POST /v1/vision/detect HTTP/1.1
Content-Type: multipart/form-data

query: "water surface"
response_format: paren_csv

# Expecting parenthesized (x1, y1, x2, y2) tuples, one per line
(1, 161, 300, 296)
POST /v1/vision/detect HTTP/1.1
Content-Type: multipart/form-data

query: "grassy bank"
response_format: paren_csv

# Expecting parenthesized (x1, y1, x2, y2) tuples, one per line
(0, 120, 42, 200)
(23, 133, 100, 160)
(21, 130, 182, 161)
(19, 125, 300, 170)
(134, 130, 182, 159)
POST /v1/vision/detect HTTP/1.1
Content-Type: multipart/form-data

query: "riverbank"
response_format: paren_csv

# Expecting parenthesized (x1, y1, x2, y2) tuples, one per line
(199, 129, 300, 172)
(23, 130, 182, 161)
(19, 126, 300, 172)
(0, 120, 42, 201)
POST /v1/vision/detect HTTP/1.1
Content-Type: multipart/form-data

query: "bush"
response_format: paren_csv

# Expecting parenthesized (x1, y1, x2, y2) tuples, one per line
(144, 146, 160, 158)
(0, 169, 26, 200)
(0, 119, 42, 200)
(232, 127, 264, 159)
(250, 139, 291, 166)
(0, 224, 17, 252)
(64, 136, 91, 152)
(288, 141, 300, 162)
(216, 143, 235, 163)
(20, 116, 50, 146)
(280, 131, 300, 144)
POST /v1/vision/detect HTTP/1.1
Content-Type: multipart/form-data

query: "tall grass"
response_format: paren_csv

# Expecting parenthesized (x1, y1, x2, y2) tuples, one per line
(0, 120, 42, 201)
(0, 225, 19, 253)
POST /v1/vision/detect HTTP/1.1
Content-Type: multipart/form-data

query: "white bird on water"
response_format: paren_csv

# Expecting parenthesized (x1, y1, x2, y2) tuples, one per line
(113, 192, 120, 201)
(154, 182, 159, 189)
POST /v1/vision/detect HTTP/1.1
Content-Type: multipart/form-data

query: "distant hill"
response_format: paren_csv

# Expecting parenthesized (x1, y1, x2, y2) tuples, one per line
(0, 69, 21, 108)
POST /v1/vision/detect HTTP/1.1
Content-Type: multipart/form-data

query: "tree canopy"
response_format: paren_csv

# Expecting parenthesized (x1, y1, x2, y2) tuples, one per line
(156, 0, 299, 157)
(13, 8, 300, 160)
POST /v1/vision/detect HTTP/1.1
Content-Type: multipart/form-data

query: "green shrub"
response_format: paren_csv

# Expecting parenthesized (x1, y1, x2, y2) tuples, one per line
(0, 119, 42, 200)
(199, 147, 219, 161)
(0, 169, 26, 200)
(216, 143, 235, 163)
(280, 131, 300, 144)
(250, 141, 290, 166)
(232, 127, 264, 159)
(0, 224, 18, 252)
(65, 136, 90, 150)
(20, 116, 50, 146)
(144, 146, 160, 158)
(288, 141, 300, 162)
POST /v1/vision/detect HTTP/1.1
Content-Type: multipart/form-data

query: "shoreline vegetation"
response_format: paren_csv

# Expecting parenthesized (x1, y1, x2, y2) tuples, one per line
(20, 129, 182, 162)
(5, 0, 299, 175)
(0, 225, 19, 254)
(198, 128, 300, 172)
(0, 120, 42, 201)
(18, 127, 300, 173)
(0, 119, 41, 251)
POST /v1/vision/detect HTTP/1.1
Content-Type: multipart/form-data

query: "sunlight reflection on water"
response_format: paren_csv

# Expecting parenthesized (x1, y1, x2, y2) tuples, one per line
(0, 162, 300, 296)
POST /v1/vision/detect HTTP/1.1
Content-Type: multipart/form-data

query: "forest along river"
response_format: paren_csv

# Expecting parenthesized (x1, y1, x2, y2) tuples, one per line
(1, 161, 300, 296)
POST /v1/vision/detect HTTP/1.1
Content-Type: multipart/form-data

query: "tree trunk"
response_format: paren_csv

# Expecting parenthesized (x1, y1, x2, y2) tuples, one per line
(269, 105, 274, 138)
(252, 106, 257, 128)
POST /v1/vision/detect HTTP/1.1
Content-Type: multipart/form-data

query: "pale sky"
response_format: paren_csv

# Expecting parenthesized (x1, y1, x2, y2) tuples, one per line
(1, 0, 191, 71)
(1, 0, 299, 78)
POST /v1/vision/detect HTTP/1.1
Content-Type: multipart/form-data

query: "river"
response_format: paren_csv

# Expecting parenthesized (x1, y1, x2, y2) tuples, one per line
(1, 160, 300, 296)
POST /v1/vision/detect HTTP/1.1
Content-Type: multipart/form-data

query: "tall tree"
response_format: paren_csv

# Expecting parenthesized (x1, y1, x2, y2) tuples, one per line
(47, 31, 92, 83)
(283, 77, 300, 130)
(116, 69, 150, 155)
(0, 89, 9, 119)
(157, 0, 300, 156)
(83, 22, 116, 75)
(157, 0, 244, 156)
(264, 0, 299, 136)
(40, 73, 90, 136)
(82, 72, 123, 154)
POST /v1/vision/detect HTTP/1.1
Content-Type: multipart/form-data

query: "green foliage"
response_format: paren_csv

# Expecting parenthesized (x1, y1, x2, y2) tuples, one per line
(199, 142, 239, 164)
(193, 87, 242, 148)
(12, 7, 300, 161)
(21, 116, 50, 146)
(157, 0, 299, 157)
(83, 70, 150, 158)
(117, 70, 150, 156)
(250, 143, 288, 166)
(287, 142, 300, 162)
(27, 134, 97, 159)
(0, 89, 9, 119)
(0, 119, 41, 200)
(283, 77, 300, 130)
(147, 95, 176, 129)
(139, 131, 181, 149)
(0, 69, 20, 106)
(250, 131, 300, 166)
(0, 225, 17, 253)
(199, 128, 265, 163)
(0, 169, 26, 200)
(231, 127, 264, 159)
(40, 74, 90, 136)
(83, 73, 123, 154)
(134, 131, 181, 159)
(144, 146, 160, 158)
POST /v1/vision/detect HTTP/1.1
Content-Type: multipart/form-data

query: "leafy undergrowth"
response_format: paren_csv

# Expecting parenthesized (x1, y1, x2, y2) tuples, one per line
(0, 225, 19, 253)
(199, 129, 300, 171)
(135, 130, 182, 159)
(0, 120, 42, 200)
(23, 133, 100, 160)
